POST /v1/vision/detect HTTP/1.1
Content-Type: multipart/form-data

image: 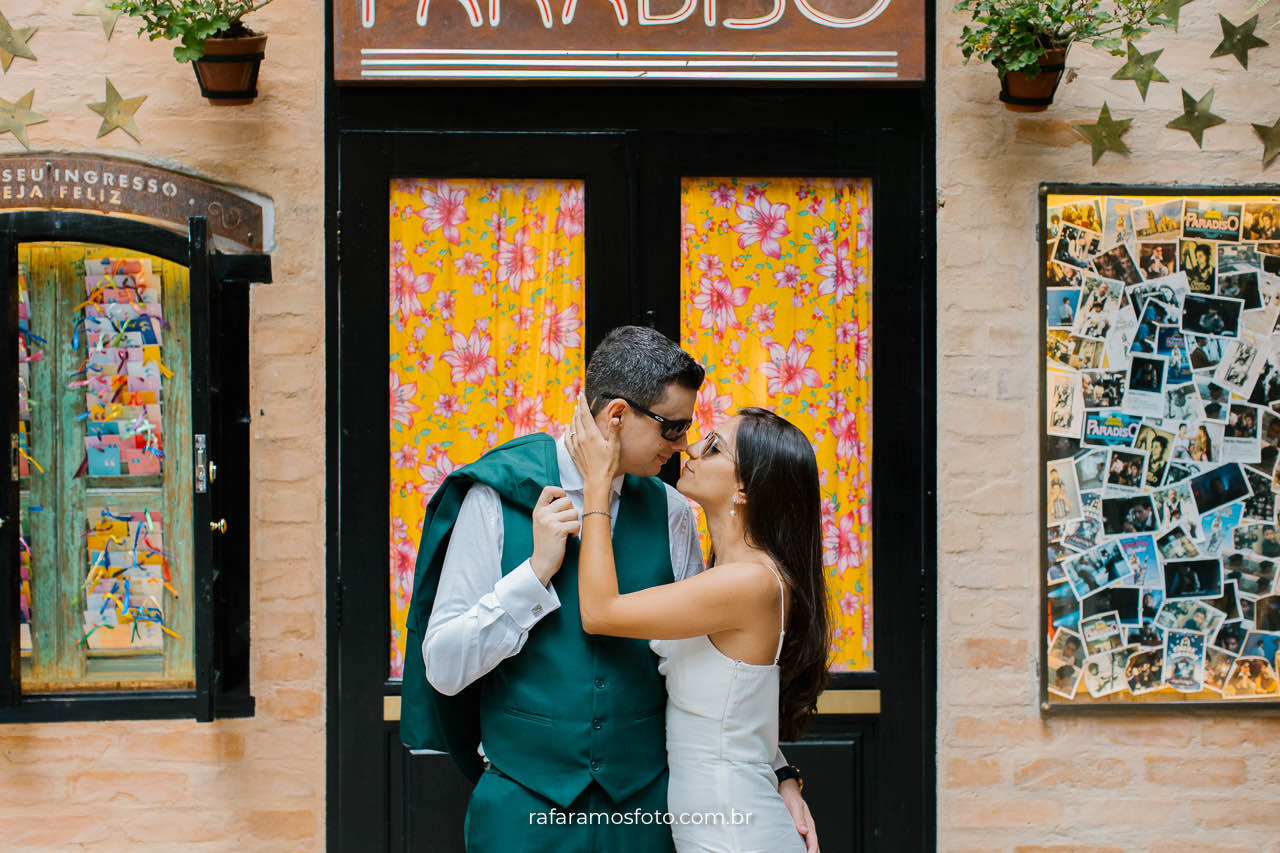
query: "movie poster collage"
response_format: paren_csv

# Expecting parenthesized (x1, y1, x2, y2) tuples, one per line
(1044, 193, 1280, 704)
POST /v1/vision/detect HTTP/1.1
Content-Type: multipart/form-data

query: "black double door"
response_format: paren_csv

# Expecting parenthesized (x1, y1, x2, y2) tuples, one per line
(330, 87, 935, 852)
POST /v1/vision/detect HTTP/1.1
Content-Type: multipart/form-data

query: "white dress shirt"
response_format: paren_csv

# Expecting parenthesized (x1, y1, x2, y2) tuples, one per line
(422, 434, 787, 771)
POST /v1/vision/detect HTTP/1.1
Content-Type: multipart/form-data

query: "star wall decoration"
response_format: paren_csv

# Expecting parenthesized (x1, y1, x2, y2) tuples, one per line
(1166, 88, 1226, 149)
(88, 78, 146, 142)
(0, 90, 45, 149)
(0, 10, 37, 71)
(1074, 102, 1132, 165)
(1211, 14, 1269, 70)
(74, 0, 122, 39)
(1111, 43, 1169, 102)
(1254, 117, 1280, 170)
(1154, 0, 1196, 32)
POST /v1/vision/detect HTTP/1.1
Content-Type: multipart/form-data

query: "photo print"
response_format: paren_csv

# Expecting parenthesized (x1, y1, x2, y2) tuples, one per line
(1224, 402, 1262, 464)
(1188, 334, 1225, 371)
(1138, 243, 1178, 279)
(1054, 223, 1103, 270)
(1064, 541, 1133, 598)
(1046, 627, 1085, 699)
(1182, 293, 1242, 338)
(1075, 449, 1107, 491)
(1119, 534, 1161, 588)
(1083, 586, 1141, 624)
(1126, 647, 1165, 694)
(1206, 580, 1242, 621)
(1242, 202, 1280, 241)
(1222, 656, 1280, 697)
(1081, 611, 1125, 656)
(1048, 198, 1103, 238)
(1177, 421, 1224, 463)
(1155, 327, 1194, 386)
(1200, 503, 1244, 554)
(1183, 200, 1242, 243)
(1180, 240, 1217, 293)
(1216, 620, 1248, 654)
(1082, 410, 1142, 448)
(1204, 646, 1238, 693)
(1129, 271, 1189, 321)
(1163, 630, 1207, 693)
(1194, 375, 1229, 422)
(1189, 464, 1250, 515)
(1219, 243, 1262, 271)
(1233, 524, 1280, 557)
(1134, 423, 1174, 488)
(1223, 550, 1278, 596)
(1163, 559, 1224, 600)
(1254, 594, 1280, 632)
(1047, 287, 1082, 328)
(1047, 370, 1084, 438)
(1084, 646, 1137, 698)
(1163, 460, 1198, 486)
(1165, 384, 1205, 423)
(1063, 516, 1103, 552)
(1133, 199, 1184, 241)
(1155, 599, 1226, 637)
(1242, 631, 1280, 662)
(1157, 526, 1200, 561)
(1049, 580, 1082, 632)
(1093, 244, 1143, 285)
(1129, 621, 1165, 647)
(1247, 360, 1280, 412)
(1047, 457, 1084, 525)
(1219, 269, 1262, 310)
(1123, 355, 1167, 418)
(1102, 494, 1157, 535)
(1047, 260, 1084, 288)
(1105, 447, 1148, 493)
(1073, 275, 1124, 340)
(1080, 369, 1125, 409)
(1242, 468, 1275, 522)
(1103, 196, 1143, 247)
(1153, 482, 1199, 532)
(1216, 336, 1265, 396)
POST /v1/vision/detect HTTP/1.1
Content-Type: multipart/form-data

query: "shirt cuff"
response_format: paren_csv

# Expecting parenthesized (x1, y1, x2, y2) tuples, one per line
(493, 559, 561, 631)
(770, 747, 789, 773)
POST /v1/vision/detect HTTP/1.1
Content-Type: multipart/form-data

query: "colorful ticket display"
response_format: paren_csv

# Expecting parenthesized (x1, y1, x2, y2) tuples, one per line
(17, 262, 34, 653)
(81, 258, 166, 477)
(1043, 189, 1280, 705)
(82, 507, 171, 650)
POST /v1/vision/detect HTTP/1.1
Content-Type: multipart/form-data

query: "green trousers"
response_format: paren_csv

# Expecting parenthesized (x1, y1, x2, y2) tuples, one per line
(465, 764, 674, 853)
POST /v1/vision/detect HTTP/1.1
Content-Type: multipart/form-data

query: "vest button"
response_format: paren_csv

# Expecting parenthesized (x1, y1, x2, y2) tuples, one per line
(594, 678, 605, 689)
(592, 718, 602, 730)
(590, 759, 601, 771)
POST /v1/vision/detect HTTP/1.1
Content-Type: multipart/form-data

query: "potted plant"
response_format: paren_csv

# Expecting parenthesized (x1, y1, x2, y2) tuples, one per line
(111, 0, 273, 106)
(954, 0, 1163, 112)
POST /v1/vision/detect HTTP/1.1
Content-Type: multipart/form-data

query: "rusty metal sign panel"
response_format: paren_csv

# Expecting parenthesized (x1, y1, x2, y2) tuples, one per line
(0, 154, 264, 251)
(334, 0, 924, 83)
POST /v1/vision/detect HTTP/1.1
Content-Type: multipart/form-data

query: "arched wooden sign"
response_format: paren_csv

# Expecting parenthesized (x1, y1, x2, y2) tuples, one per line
(0, 154, 265, 251)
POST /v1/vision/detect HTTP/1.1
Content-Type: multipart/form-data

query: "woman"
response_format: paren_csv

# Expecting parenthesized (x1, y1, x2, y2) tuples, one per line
(559, 397, 829, 853)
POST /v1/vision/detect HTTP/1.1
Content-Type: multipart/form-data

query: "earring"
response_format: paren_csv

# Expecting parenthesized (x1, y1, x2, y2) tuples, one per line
(730, 496, 736, 517)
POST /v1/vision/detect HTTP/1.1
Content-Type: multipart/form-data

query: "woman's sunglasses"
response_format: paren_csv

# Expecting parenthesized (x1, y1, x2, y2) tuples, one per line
(694, 431, 735, 462)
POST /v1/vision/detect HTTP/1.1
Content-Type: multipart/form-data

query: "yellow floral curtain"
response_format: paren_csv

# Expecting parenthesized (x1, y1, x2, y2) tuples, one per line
(388, 178, 586, 677)
(680, 177, 874, 672)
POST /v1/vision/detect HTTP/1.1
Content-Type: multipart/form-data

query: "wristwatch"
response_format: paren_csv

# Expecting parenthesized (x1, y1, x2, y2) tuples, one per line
(775, 763, 804, 792)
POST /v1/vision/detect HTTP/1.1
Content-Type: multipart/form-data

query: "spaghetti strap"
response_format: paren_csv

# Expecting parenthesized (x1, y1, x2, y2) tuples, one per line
(767, 565, 786, 666)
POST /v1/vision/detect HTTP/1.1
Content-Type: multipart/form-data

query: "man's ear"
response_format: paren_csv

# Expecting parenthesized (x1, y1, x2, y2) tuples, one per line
(602, 398, 627, 424)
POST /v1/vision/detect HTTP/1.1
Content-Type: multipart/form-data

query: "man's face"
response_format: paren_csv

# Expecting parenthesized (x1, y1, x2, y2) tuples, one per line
(611, 382, 697, 477)
(1265, 528, 1278, 543)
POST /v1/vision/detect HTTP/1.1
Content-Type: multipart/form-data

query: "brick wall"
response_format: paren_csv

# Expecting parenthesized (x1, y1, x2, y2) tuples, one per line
(0, 1, 325, 849)
(938, 1, 1280, 850)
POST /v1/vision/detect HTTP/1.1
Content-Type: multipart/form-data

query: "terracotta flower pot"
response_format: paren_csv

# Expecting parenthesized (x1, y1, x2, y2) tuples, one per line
(998, 47, 1068, 113)
(192, 33, 268, 106)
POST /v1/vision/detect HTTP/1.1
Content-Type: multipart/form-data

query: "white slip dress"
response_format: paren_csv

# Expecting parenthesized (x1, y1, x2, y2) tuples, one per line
(649, 566, 806, 853)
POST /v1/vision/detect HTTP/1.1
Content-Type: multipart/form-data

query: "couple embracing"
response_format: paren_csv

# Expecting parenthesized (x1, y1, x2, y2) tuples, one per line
(402, 326, 829, 852)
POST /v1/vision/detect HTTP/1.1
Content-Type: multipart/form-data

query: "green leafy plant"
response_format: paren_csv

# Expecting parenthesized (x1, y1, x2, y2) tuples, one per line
(110, 0, 273, 62)
(954, 0, 1166, 76)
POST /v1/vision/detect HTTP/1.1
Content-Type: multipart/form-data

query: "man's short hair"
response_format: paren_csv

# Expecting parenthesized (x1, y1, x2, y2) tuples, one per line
(584, 326, 704, 415)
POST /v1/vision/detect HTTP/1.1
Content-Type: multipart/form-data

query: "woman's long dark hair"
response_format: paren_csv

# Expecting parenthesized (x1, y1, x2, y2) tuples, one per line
(734, 407, 831, 741)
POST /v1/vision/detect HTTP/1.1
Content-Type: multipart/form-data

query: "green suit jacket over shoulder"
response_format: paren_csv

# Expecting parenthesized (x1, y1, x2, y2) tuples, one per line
(400, 432, 674, 808)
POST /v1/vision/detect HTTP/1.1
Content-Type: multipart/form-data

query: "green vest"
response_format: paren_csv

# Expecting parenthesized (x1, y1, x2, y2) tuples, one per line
(400, 433, 674, 807)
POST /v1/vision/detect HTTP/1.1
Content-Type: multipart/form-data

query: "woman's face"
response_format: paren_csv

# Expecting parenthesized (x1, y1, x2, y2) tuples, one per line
(678, 415, 742, 511)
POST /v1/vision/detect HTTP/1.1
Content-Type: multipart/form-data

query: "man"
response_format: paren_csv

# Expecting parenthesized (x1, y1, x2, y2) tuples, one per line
(400, 326, 816, 852)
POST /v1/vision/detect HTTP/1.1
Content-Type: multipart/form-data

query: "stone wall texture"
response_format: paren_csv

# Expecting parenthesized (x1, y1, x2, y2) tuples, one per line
(937, 0, 1280, 850)
(0, 1, 326, 849)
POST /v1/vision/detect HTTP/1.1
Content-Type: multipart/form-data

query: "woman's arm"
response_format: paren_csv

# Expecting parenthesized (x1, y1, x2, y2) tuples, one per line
(566, 397, 766, 639)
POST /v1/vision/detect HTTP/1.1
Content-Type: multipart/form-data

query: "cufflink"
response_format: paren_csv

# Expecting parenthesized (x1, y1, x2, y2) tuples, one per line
(532, 604, 543, 616)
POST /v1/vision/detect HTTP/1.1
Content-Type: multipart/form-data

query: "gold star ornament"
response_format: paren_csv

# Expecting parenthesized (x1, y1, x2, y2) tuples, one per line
(1111, 43, 1169, 102)
(1166, 88, 1226, 149)
(1254, 117, 1280, 170)
(1074, 102, 1132, 166)
(74, 0, 122, 39)
(1211, 14, 1269, 70)
(0, 90, 46, 149)
(88, 78, 146, 142)
(0, 10, 37, 71)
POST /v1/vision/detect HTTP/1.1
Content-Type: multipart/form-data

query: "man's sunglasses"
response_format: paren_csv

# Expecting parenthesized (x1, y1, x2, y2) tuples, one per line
(597, 394, 692, 441)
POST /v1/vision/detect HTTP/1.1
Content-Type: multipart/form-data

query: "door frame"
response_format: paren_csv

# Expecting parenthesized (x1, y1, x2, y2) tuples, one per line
(327, 87, 936, 852)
